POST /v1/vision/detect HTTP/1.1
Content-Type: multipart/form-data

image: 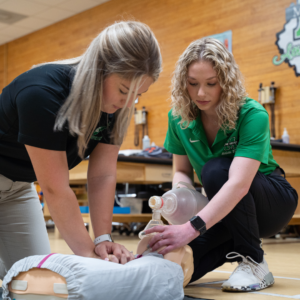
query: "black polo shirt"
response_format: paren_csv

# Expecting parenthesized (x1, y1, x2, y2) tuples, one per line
(0, 64, 115, 182)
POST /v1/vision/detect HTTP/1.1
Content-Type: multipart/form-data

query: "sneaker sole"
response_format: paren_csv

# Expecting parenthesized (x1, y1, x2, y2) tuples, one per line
(222, 272, 275, 292)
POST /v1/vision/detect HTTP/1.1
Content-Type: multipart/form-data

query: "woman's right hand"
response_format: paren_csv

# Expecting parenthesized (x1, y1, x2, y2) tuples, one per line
(95, 241, 134, 264)
(85, 249, 120, 263)
(107, 254, 119, 263)
(86, 251, 102, 260)
(145, 222, 199, 256)
(86, 249, 124, 264)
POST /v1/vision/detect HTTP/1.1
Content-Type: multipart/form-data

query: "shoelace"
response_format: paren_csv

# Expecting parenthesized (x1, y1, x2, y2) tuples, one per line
(226, 252, 268, 281)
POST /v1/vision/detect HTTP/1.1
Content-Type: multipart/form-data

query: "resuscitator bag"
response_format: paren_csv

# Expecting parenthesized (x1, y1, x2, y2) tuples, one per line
(2, 252, 184, 300)
(148, 182, 208, 225)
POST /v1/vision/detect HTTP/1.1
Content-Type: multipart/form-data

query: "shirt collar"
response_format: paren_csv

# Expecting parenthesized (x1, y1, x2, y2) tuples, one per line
(189, 114, 236, 147)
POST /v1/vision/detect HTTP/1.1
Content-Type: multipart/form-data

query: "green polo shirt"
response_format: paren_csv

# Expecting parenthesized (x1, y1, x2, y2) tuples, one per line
(164, 98, 279, 184)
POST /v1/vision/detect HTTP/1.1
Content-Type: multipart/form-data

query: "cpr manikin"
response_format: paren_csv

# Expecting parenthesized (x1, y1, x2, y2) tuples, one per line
(2, 183, 207, 300)
(5, 239, 193, 300)
(3, 251, 184, 300)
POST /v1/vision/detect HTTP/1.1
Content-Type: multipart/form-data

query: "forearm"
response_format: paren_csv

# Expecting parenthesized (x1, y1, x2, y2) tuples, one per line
(197, 179, 248, 229)
(45, 187, 95, 256)
(88, 174, 116, 237)
(173, 171, 193, 187)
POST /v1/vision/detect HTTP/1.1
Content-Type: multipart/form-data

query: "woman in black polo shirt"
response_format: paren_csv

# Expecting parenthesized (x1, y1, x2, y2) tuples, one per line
(0, 21, 162, 279)
(145, 38, 298, 292)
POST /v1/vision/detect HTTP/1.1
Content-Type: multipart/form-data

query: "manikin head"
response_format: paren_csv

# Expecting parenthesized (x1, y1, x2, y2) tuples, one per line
(136, 235, 194, 288)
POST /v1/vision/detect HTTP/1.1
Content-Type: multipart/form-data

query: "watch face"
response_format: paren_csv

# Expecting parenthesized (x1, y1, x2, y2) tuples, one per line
(191, 216, 206, 231)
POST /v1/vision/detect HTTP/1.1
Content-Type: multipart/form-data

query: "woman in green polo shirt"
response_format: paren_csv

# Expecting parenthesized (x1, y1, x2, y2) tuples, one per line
(145, 38, 298, 292)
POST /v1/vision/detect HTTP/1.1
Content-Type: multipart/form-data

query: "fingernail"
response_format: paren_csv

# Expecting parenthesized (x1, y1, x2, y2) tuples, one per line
(104, 258, 109, 261)
(141, 232, 146, 235)
(147, 245, 151, 249)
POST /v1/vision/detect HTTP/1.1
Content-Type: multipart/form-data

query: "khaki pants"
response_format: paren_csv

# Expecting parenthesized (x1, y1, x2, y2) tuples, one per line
(0, 174, 51, 280)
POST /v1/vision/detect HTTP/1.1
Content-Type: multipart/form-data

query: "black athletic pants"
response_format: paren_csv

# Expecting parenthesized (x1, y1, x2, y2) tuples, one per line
(189, 157, 298, 283)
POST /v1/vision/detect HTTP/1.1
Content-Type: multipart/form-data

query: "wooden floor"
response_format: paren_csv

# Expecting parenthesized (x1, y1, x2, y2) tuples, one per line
(1, 230, 300, 300)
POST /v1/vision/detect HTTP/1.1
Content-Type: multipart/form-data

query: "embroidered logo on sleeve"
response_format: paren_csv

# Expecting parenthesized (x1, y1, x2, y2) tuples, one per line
(222, 137, 238, 155)
(91, 120, 112, 141)
(91, 126, 107, 141)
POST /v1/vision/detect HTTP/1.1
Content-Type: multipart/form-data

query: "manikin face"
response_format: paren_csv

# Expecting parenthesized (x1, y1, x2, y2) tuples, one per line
(186, 60, 222, 113)
(102, 74, 154, 113)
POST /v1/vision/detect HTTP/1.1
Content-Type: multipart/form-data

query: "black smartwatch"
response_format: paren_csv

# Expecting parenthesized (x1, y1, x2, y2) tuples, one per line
(189, 216, 207, 235)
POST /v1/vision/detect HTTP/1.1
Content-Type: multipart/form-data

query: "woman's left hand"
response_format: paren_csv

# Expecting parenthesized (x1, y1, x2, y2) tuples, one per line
(144, 222, 200, 255)
(95, 242, 134, 264)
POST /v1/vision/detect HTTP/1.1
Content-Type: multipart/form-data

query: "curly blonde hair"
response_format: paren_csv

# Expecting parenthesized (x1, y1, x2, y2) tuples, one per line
(171, 38, 246, 131)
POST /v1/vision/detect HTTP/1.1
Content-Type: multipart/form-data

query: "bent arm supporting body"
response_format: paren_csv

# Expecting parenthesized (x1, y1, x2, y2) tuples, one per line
(146, 156, 261, 255)
(25, 145, 96, 257)
(87, 143, 119, 237)
(88, 143, 134, 263)
(196, 156, 260, 230)
(172, 154, 194, 187)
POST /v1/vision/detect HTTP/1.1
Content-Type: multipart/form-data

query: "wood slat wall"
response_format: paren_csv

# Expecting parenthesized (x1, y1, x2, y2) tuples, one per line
(0, 0, 299, 149)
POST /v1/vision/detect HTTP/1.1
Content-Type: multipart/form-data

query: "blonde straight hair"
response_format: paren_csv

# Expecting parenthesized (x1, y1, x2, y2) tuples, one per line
(34, 21, 162, 158)
(171, 38, 246, 131)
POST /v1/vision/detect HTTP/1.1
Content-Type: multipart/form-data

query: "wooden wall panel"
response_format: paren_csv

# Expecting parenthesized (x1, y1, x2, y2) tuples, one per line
(0, 0, 300, 149)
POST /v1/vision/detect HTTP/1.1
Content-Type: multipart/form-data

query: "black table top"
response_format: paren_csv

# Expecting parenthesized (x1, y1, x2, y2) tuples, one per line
(270, 141, 300, 152)
(117, 142, 300, 165)
(85, 142, 300, 166)
(117, 155, 172, 165)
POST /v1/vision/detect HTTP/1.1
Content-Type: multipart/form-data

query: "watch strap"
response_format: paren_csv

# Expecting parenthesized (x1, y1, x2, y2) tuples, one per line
(94, 234, 114, 246)
(190, 216, 207, 235)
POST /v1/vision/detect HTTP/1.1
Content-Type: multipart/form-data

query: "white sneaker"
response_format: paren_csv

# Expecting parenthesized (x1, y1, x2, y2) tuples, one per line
(221, 252, 275, 292)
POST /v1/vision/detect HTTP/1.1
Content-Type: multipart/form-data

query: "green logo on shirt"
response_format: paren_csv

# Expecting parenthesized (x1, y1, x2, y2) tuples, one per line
(91, 126, 107, 141)
(222, 137, 238, 155)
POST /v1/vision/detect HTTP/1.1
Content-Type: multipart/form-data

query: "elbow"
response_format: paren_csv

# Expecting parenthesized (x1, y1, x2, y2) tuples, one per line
(175, 170, 188, 177)
(239, 186, 250, 199)
(175, 169, 193, 179)
(228, 180, 251, 200)
(42, 184, 70, 200)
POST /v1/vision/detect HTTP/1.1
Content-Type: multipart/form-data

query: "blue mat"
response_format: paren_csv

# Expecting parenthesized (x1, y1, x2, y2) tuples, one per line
(79, 206, 131, 214)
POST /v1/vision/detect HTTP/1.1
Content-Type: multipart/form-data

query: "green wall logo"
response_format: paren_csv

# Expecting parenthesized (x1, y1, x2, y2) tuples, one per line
(273, 0, 300, 76)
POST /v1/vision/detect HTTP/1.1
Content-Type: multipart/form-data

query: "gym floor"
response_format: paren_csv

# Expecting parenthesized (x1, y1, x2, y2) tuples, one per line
(1, 230, 300, 300)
